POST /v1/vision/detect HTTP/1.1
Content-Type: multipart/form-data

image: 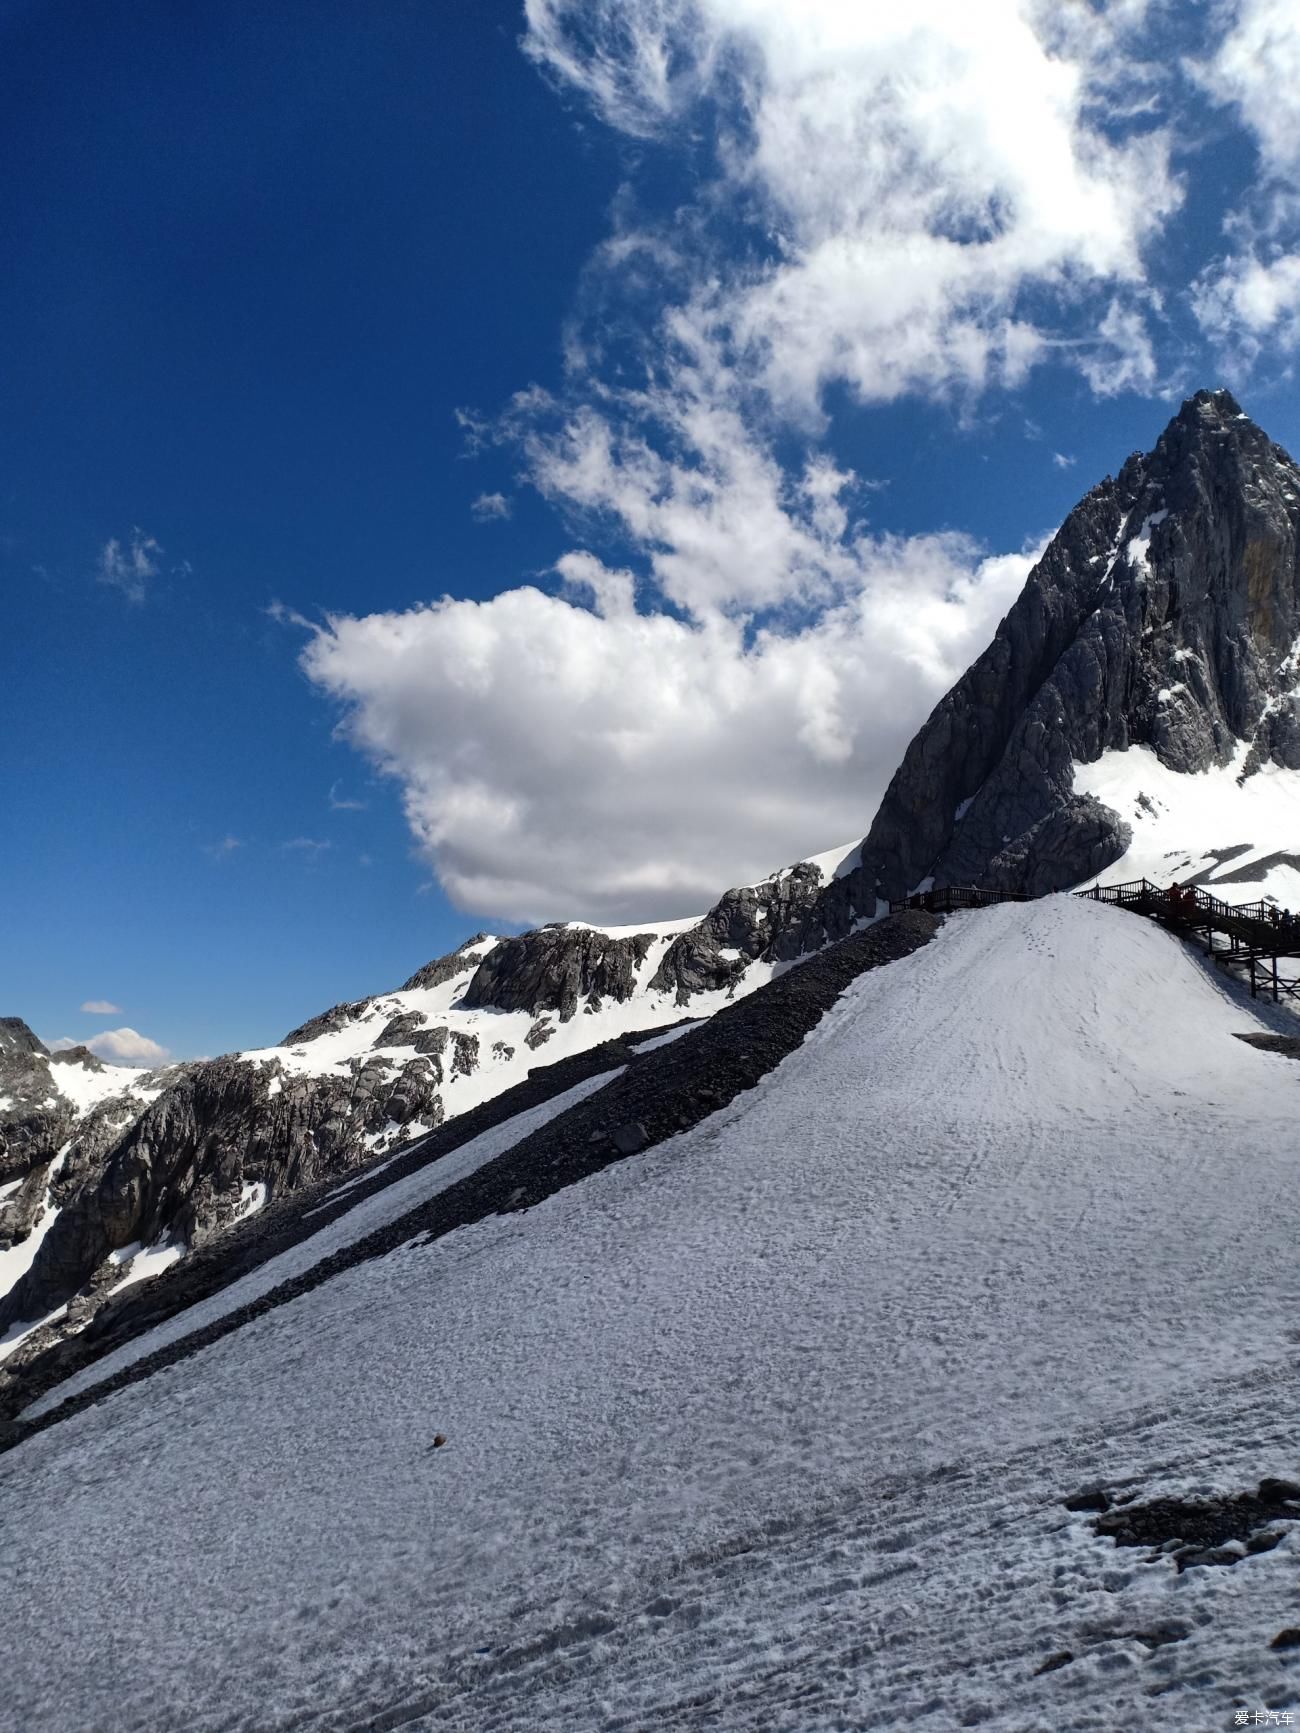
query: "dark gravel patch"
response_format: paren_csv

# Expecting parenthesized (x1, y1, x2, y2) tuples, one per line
(1092, 1477, 1300, 1572)
(1, 910, 939, 1449)
(1233, 1033, 1300, 1061)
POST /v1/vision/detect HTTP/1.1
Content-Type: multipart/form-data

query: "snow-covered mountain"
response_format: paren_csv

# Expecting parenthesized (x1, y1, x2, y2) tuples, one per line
(5, 389, 1300, 1729)
(5, 386, 1300, 1371)
(5, 893, 1299, 1730)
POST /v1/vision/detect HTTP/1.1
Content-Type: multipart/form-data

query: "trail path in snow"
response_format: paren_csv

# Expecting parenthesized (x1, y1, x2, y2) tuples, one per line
(3, 896, 1298, 1731)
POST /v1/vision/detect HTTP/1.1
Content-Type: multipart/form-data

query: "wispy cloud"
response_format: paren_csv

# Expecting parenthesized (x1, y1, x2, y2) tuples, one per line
(471, 491, 513, 522)
(203, 834, 243, 860)
(328, 780, 367, 811)
(80, 999, 122, 1015)
(454, 406, 491, 456)
(281, 837, 333, 856)
(266, 597, 316, 631)
(98, 528, 162, 603)
(1052, 452, 1077, 470)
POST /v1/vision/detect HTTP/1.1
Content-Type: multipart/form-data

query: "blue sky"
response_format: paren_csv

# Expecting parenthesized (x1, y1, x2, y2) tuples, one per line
(5, 0, 1300, 1062)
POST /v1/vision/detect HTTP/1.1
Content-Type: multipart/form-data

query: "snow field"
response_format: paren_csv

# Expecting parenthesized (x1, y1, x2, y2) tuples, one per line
(4, 894, 1300, 1731)
(1075, 741, 1300, 906)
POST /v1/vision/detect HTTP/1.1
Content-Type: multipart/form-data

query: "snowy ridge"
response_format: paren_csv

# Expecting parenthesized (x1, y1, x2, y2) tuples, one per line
(234, 841, 866, 1122)
(5, 896, 1299, 1730)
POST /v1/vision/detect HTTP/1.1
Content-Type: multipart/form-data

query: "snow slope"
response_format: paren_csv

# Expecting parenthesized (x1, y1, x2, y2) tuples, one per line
(5, 896, 1300, 1731)
(22, 1066, 624, 1419)
(1075, 742, 1300, 904)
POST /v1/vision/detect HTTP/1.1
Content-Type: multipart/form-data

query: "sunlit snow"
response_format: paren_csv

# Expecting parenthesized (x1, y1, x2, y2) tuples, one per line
(1075, 741, 1300, 905)
(7, 897, 1299, 1731)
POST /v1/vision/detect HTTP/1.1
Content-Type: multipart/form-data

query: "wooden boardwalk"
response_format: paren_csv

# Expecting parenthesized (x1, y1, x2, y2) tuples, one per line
(892, 877, 1300, 1003)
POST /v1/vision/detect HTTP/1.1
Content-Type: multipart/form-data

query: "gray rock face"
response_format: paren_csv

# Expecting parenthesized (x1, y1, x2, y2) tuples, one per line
(848, 389, 1300, 903)
(0, 1019, 73, 1187)
(462, 927, 657, 1021)
(399, 933, 492, 993)
(649, 864, 827, 1003)
(0, 1047, 447, 1331)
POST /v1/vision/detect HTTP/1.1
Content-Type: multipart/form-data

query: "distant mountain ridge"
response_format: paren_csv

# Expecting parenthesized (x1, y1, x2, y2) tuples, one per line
(5, 387, 1299, 1356)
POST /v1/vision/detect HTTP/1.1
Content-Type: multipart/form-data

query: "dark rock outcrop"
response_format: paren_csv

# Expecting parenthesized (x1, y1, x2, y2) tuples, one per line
(281, 999, 370, 1047)
(0, 1019, 74, 1185)
(463, 927, 657, 1021)
(649, 863, 828, 1003)
(400, 933, 493, 993)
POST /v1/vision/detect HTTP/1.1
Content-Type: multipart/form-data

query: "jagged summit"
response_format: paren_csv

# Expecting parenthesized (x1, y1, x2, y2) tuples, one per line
(848, 388, 1300, 904)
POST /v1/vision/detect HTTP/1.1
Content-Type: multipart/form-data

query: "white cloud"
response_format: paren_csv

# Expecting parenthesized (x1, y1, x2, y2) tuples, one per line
(203, 835, 243, 860)
(47, 1037, 81, 1053)
(1052, 452, 1076, 470)
(80, 1000, 122, 1015)
(328, 780, 367, 811)
(1193, 0, 1300, 180)
(300, 535, 1036, 923)
(1076, 298, 1160, 398)
(1192, 250, 1300, 359)
(1189, 3, 1300, 363)
(471, 491, 513, 521)
(281, 837, 333, 855)
(525, 0, 1180, 413)
(86, 1027, 170, 1066)
(97, 528, 162, 603)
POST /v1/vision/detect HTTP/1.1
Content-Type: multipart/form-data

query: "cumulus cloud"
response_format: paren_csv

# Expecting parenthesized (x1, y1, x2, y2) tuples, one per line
(97, 528, 162, 602)
(86, 1027, 170, 1066)
(471, 491, 513, 521)
(300, 535, 1037, 922)
(80, 1000, 122, 1015)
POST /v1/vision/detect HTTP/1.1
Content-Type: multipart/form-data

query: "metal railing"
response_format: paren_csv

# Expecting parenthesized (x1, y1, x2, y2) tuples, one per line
(891, 875, 1300, 1002)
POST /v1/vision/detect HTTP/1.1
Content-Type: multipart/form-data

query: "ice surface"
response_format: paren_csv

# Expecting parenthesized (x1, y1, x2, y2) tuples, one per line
(1075, 742, 1300, 904)
(6, 897, 1300, 1730)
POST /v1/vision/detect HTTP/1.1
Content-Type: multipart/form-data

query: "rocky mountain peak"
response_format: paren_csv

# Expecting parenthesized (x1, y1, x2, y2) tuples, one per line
(845, 390, 1300, 905)
(0, 1017, 49, 1061)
